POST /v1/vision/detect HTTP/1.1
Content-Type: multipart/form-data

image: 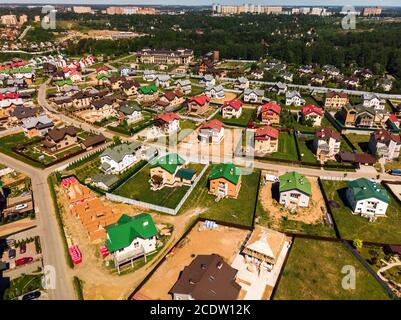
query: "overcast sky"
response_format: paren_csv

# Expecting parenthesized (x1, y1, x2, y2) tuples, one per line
(1, 1, 400, 7)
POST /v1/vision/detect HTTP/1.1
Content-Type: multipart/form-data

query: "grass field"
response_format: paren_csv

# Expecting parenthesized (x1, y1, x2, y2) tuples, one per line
(213, 107, 256, 127)
(320, 180, 401, 244)
(0, 133, 44, 168)
(345, 134, 371, 153)
(267, 132, 299, 161)
(114, 163, 205, 209)
(296, 135, 319, 163)
(274, 238, 390, 300)
(179, 167, 260, 227)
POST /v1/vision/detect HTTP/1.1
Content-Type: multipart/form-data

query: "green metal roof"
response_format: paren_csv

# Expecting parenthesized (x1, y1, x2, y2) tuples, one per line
(176, 168, 196, 180)
(105, 213, 158, 252)
(92, 173, 119, 187)
(150, 153, 185, 174)
(279, 171, 311, 196)
(208, 163, 240, 185)
(347, 178, 390, 204)
(139, 84, 158, 95)
(55, 79, 73, 87)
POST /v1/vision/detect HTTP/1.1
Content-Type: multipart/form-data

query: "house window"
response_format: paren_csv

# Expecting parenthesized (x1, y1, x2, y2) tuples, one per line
(134, 242, 139, 248)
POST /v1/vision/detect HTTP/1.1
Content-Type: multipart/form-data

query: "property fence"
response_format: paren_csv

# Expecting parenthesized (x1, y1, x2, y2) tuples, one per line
(106, 164, 209, 215)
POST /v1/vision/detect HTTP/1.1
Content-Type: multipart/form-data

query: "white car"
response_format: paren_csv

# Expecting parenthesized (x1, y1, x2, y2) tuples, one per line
(15, 204, 28, 211)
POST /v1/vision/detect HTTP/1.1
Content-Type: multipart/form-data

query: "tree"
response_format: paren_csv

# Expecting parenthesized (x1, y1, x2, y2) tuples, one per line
(353, 239, 363, 250)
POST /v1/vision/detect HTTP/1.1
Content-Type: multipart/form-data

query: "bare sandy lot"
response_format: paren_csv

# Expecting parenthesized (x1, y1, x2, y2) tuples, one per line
(259, 174, 327, 227)
(210, 92, 239, 105)
(137, 222, 248, 300)
(178, 127, 244, 161)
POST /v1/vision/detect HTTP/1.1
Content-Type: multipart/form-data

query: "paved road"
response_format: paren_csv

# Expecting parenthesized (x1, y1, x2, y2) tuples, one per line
(18, 25, 32, 41)
(0, 152, 75, 300)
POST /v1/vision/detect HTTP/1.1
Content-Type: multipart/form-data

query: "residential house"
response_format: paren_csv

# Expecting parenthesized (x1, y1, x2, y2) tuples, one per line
(369, 129, 401, 162)
(105, 213, 158, 272)
(301, 105, 324, 126)
(375, 78, 393, 92)
(149, 153, 196, 189)
(109, 76, 127, 91)
(324, 91, 349, 109)
(278, 171, 311, 208)
(43, 126, 78, 152)
(242, 226, 286, 271)
(313, 128, 342, 161)
(200, 75, 215, 87)
(151, 112, 180, 136)
(187, 95, 210, 115)
(137, 84, 159, 103)
(22, 114, 54, 138)
(244, 89, 264, 104)
(234, 77, 249, 90)
(81, 134, 106, 150)
(208, 163, 242, 199)
(157, 91, 185, 110)
(205, 84, 225, 99)
(285, 91, 305, 107)
(387, 114, 400, 129)
(299, 65, 314, 74)
(170, 254, 241, 300)
(221, 99, 242, 119)
(257, 102, 281, 124)
(154, 74, 171, 88)
(270, 82, 287, 96)
(143, 70, 156, 82)
(91, 174, 119, 191)
(174, 79, 192, 95)
(281, 72, 293, 82)
(100, 142, 143, 174)
(323, 64, 340, 78)
(121, 80, 140, 97)
(346, 178, 389, 219)
(250, 69, 264, 80)
(251, 125, 279, 154)
(344, 77, 360, 88)
(198, 119, 225, 144)
(9, 105, 40, 125)
(310, 74, 325, 85)
(118, 102, 142, 124)
(341, 104, 386, 128)
(362, 93, 385, 110)
(89, 97, 118, 121)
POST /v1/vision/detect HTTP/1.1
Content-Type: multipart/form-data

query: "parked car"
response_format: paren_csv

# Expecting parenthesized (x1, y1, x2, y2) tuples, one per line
(15, 204, 28, 211)
(22, 291, 41, 300)
(8, 248, 16, 259)
(15, 257, 33, 266)
(19, 243, 26, 254)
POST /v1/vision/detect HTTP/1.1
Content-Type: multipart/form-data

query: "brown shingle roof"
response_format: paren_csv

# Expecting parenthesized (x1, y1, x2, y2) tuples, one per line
(169, 254, 241, 300)
(47, 126, 77, 142)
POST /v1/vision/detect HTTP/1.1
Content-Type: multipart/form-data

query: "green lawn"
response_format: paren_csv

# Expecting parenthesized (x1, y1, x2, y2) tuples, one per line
(274, 238, 390, 300)
(345, 134, 371, 153)
(296, 135, 319, 163)
(114, 163, 205, 209)
(0, 133, 44, 168)
(3, 274, 43, 300)
(213, 107, 256, 127)
(320, 180, 401, 243)
(267, 132, 299, 161)
(179, 167, 260, 227)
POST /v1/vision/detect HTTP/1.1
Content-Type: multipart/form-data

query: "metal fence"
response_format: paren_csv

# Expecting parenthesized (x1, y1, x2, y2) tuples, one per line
(106, 164, 209, 215)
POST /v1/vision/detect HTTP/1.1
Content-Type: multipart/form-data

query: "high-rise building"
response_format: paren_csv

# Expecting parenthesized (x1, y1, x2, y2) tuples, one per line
(72, 6, 92, 14)
(363, 7, 382, 16)
(19, 14, 28, 25)
(0, 15, 18, 26)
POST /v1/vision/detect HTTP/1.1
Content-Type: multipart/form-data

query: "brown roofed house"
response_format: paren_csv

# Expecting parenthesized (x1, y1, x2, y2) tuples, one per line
(169, 254, 241, 300)
(43, 126, 78, 153)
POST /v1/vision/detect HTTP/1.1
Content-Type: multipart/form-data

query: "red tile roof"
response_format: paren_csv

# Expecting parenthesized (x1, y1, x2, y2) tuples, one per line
(302, 104, 324, 116)
(156, 112, 180, 123)
(315, 127, 341, 142)
(189, 95, 210, 106)
(259, 102, 281, 114)
(389, 114, 399, 123)
(222, 99, 242, 111)
(201, 119, 224, 131)
(0, 92, 19, 100)
(96, 67, 109, 72)
(255, 125, 279, 140)
(373, 129, 401, 143)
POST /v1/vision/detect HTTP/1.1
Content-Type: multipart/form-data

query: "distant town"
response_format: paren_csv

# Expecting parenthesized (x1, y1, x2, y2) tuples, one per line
(0, 2, 401, 304)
